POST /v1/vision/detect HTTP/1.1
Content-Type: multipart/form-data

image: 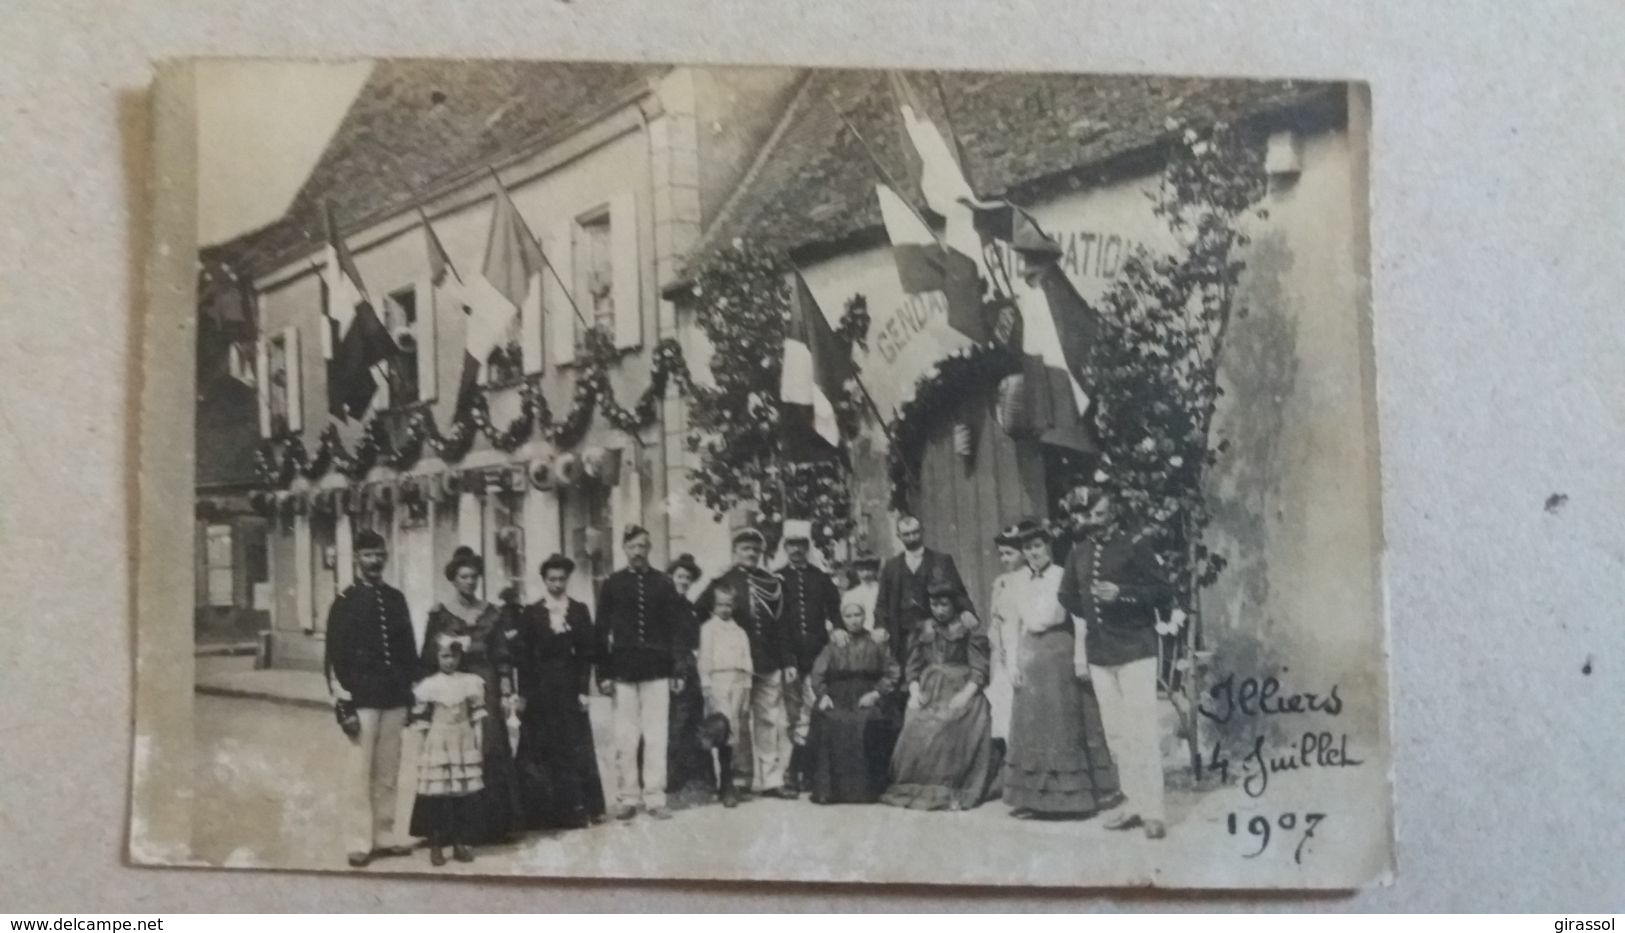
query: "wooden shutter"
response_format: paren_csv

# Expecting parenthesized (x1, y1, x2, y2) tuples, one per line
(545, 219, 576, 365)
(283, 327, 304, 432)
(255, 334, 271, 437)
(610, 191, 642, 349)
(415, 276, 438, 401)
(521, 268, 545, 375)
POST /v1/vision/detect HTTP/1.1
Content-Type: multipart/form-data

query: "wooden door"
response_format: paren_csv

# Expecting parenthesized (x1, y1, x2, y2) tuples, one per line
(911, 383, 1047, 614)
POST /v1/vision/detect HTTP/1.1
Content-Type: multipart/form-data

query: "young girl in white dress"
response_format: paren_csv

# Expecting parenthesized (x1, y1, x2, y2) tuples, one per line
(411, 635, 487, 866)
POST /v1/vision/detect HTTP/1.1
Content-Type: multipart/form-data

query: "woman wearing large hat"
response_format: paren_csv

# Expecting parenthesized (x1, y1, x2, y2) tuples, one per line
(410, 546, 524, 844)
(1002, 519, 1120, 819)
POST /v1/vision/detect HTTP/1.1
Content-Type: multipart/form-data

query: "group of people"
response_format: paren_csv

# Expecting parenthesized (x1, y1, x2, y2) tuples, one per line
(321, 483, 1174, 870)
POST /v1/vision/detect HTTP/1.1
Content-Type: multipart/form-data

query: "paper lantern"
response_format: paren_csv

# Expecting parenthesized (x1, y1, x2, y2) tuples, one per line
(555, 452, 583, 487)
(953, 421, 975, 460)
(582, 445, 621, 486)
(996, 373, 1036, 437)
(528, 458, 556, 490)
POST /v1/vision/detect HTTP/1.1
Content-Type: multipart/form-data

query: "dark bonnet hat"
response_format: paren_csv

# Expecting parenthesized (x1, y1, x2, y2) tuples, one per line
(993, 523, 1024, 547)
(925, 573, 961, 600)
(1012, 517, 1051, 544)
(666, 552, 702, 578)
(539, 552, 576, 577)
(354, 529, 386, 551)
(443, 545, 483, 581)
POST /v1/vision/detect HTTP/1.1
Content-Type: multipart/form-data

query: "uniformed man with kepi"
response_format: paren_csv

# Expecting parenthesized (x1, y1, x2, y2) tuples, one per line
(776, 518, 842, 795)
(323, 528, 418, 868)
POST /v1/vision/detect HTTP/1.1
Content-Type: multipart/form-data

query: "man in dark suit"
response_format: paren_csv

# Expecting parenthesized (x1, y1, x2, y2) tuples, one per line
(323, 529, 417, 868)
(1057, 484, 1175, 840)
(874, 514, 971, 666)
(696, 527, 795, 798)
(595, 524, 686, 821)
(776, 519, 841, 794)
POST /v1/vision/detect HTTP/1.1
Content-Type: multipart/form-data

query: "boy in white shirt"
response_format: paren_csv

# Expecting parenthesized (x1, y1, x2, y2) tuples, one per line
(697, 586, 754, 807)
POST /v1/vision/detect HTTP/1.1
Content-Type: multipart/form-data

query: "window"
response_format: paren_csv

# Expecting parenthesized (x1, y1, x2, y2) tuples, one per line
(575, 210, 615, 345)
(205, 524, 234, 607)
(563, 484, 613, 597)
(487, 490, 526, 601)
(383, 287, 420, 404)
(266, 334, 290, 435)
(257, 327, 302, 437)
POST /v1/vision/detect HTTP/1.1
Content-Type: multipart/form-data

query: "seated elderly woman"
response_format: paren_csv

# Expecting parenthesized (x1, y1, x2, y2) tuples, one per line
(880, 577, 999, 812)
(804, 598, 901, 804)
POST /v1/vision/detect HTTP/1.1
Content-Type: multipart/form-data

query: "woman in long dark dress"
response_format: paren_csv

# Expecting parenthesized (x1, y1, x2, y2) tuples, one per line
(512, 553, 606, 830)
(881, 578, 999, 811)
(664, 553, 713, 802)
(410, 546, 523, 844)
(805, 598, 901, 804)
(1003, 519, 1120, 818)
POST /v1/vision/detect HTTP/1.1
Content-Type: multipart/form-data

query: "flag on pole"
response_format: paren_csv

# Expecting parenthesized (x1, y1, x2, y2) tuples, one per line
(889, 72, 993, 263)
(455, 182, 544, 418)
(321, 202, 397, 420)
(875, 184, 989, 344)
(780, 271, 855, 461)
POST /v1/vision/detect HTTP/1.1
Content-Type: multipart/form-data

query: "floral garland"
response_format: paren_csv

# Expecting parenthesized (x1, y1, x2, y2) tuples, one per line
(884, 341, 1020, 509)
(253, 332, 691, 490)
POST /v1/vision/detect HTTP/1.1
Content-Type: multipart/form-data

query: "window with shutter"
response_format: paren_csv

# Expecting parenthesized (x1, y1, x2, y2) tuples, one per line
(576, 208, 614, 350)
(545, 219, 576, 366)
(609, 191, 642, 349)
(283, 327, 303, 432)
(205, 524, 234, 607)
(255, 336, 271, 437)
(414, 275, 438, 401)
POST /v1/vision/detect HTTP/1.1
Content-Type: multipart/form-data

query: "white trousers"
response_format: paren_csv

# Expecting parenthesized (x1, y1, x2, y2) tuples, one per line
(613, 678, 670, 810)
(1090, 657, 1166, 823)
(748, 670, 788, 791)
(346, 706, 407, 855)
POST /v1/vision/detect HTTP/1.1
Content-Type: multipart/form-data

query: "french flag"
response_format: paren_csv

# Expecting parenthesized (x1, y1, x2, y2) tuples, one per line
(875, 183, 989, 345)
(779, 270, 854, 461)
(321, 202, 397, 421)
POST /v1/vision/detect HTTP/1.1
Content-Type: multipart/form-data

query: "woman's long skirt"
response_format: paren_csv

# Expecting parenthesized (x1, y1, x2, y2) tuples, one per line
(1003, 626, 1119, 815)
(880, 663, 998, 811)
(806, 676, 900, 803)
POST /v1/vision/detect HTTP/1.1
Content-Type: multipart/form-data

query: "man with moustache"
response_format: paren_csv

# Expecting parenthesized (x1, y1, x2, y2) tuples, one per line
(874, 515, 971, 667)
(1057, 483, 1175, 840)
(323, 529, 418, 868)
(775, 519, 842, 795)
(697, 527, 797, 799)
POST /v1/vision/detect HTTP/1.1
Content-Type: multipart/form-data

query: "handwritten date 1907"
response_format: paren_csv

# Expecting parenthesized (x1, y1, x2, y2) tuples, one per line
(1227, 811, 1325, 864)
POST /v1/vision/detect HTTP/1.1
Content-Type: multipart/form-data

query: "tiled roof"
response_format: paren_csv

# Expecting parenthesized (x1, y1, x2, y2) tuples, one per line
(207, 59, 665, 278)
(685, 69, 1342, 275)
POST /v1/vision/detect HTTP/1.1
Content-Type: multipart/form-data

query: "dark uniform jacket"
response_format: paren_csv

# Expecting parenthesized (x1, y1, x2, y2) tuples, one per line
(778, 562, 841, 673)
(323, 580, 417, 709)
(1057, 527, 1174, 667)
(595, 565, 685, 683)
(697, 565, 789, 674)
(874, 548, 969, 664)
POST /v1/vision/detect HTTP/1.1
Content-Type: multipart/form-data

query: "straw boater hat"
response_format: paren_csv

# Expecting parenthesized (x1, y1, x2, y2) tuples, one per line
(781, 518, 813, 542)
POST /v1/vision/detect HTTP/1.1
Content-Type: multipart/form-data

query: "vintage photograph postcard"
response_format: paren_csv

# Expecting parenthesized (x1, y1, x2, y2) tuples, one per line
(134, 58, 1388, 889)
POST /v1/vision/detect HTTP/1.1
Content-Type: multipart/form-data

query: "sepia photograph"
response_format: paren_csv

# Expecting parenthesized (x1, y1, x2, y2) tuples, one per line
(140, 58, 1387, 889)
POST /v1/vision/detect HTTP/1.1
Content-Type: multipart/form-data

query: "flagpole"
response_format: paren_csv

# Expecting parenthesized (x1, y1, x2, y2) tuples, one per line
(485, 167, 595, 334)
(825, 98, 948, 253)
(788, 265, 894, 435)
(416, 206, 463, 286)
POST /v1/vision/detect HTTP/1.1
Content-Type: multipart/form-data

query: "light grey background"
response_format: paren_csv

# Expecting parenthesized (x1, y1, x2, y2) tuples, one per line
(1, 0, 1621, 912)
